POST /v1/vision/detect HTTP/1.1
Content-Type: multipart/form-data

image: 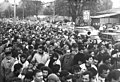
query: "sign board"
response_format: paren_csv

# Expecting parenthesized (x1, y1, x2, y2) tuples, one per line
(83, 10, 90, 22)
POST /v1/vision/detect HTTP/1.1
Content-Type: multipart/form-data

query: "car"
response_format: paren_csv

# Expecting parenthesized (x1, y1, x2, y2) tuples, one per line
(75, 26, 99, 35)
(90, 35, 102, 43)
(114, 25, 120, 30)
(99, 32, 120, 44)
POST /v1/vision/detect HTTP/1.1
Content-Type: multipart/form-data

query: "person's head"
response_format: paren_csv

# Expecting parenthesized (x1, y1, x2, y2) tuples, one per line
(106, 69, 120, 82)
(103, 55, 111, 64)
(20, 54, 27, 63)
(93, 56, 99, 66)
(5, 51, 12, 60)
(72, 65, 81, 75)
(65, 75, 73, 82)
(47, 73, 61, 82)
(52, 64, 60, 74)
(71, 43, 78, 55)
(51, 52, 59, 61)
(98, 64, 110, 78)
(88, 67, 98, 82)
(14, 63, 23, 75)
(24, 71, 33, 81)
(107, 43, 113, 49)
(41, 66, 52, 78)
(28, 63, 34, 69)
(74, 53, 85, 65)
(36, 63, 45, 70)
(33, 69, 43, 82)
(38, 45, 44, 54)
(60, 70, 69, 78)
(85, 55, 93, 65)
(82, 71, 92, 82)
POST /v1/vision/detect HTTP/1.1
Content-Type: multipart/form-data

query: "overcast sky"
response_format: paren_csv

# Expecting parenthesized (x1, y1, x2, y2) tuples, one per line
(0, 0, 120, 8)
(111, 0, 120, 8)
(0, 0, 55, 4)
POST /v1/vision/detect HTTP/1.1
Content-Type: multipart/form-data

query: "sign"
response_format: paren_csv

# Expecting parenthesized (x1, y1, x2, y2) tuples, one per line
(83, 10, 90, 22)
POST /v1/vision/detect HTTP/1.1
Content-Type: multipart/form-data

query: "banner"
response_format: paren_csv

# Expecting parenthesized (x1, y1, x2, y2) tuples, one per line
(83, 10, 90, 22)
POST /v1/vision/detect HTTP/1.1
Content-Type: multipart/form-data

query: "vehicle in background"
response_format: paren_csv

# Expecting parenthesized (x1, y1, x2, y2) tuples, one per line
(74, 26, 99, 35)
(104, 27, 120, 33)
(99, 32, 120, 44)
(114, 25, 120, 30)
(90, 35, 102, 44)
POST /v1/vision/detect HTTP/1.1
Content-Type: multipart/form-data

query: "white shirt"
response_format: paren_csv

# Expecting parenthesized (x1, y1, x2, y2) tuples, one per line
(32, 52, 50, 64)
(11, 58, 29, 72)
(98, 76, 105, 82)
(80, 63, 97, 73)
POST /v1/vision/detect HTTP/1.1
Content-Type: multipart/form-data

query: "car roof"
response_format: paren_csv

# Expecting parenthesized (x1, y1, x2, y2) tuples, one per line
(101, 32, 119, 35)
(75, 26, 94, 28)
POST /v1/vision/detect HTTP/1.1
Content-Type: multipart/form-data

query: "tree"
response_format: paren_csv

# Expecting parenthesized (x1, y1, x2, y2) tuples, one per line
(43, 6, 54, 15)
(55, 0, 113, 25)
(55, 0, 69, 16)
(18, 0, 43, 18)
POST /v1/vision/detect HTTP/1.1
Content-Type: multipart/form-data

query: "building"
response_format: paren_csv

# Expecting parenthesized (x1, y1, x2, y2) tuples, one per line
(91, 8, 120, 29)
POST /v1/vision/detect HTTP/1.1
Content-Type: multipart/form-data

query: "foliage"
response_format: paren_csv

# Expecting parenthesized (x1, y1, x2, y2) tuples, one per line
(55, 0, 113, 24)
(0, 0, 43, 18)
(43, 6, 54, 15)
(19, 0, 43, 18)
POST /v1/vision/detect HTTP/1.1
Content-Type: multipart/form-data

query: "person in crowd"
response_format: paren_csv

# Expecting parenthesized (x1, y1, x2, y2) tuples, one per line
(97, 48, 109, 66)
(82, 71, 92, 82)
(88, 67, 98, 82)
(21, 62, 35, 79)
(102, 55, 113, 70)
(105, 69, 120, 82)
(59, 70, 70, 82)
(45, 52, 61, 72)
(11, 54, 29, 72)
(80, 55, 97, 73)
(32, 45, 50, 65)
(41, 66, 52, 82)
(36, 63, 45, 70)
(52, 64, 61, 75)
(1, 18, 120, 82)
(31, 69, 44, 82)
(64, 75, 73, 82)
(23, 71, 33, 82)
(1, 50, 15, 82)
(47, 73, 61, 82)
(72, 65, 82, 82)
(93, 56, 99, 68)
(60, 43, 78, 73)
(98, 64, 110, 82)
(73, 48, 85, 65)
(6, 63, 23, 82)
(106, 43, 114, 56)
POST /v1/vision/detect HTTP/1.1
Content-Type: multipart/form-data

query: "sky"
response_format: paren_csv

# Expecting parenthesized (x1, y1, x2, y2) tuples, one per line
(0, 0, 55, 4)
(0, 0, 120, 8)
(111, 0, 120, 8)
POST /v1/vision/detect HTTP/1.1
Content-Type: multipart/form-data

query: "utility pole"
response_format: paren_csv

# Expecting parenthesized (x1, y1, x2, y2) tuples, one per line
(53, 1, 55, 16)
(23, 2, 25, 19)
(14, 0, 16, 22)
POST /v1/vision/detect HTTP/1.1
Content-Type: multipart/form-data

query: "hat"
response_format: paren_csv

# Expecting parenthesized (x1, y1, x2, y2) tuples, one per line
(48, 73, 60, 82)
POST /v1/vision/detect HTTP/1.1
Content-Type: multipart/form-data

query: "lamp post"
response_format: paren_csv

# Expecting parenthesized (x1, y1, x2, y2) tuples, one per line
(14, 0, 16, 22)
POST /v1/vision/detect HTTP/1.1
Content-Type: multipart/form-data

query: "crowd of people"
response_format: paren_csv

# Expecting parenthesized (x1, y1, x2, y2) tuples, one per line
(0, 19, 120, 82)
